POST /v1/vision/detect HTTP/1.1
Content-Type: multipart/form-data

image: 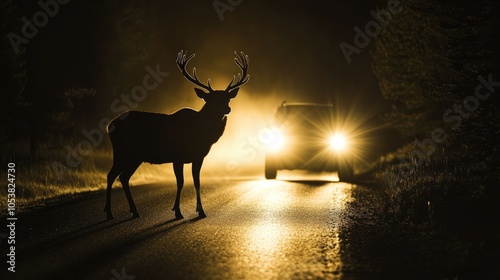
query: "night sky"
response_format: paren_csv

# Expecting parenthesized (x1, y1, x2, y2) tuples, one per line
(11, 0, 385, 109)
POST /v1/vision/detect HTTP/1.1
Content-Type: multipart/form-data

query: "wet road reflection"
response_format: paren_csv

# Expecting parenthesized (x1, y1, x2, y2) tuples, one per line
(223, 178, 355, 279)
(12, 175, 359, 279)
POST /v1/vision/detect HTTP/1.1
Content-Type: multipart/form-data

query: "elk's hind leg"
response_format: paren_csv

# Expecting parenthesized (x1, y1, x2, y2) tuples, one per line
(192, 159, 206, 218)
(172, 162, 184, 219)
(105, 163, 123, 219)
(119, 161, 142, 218)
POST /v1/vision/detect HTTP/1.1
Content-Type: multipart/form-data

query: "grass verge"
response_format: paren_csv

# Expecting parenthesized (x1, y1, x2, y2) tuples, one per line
(0, 146, 111, 213)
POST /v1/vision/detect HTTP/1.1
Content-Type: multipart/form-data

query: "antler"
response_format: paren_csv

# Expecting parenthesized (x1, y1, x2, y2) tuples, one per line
(226, 51, 250, 91)
(176, 50, 213, 92)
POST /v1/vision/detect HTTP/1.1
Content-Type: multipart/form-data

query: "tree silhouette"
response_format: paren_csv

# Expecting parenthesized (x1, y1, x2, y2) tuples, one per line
(372, 0, 500, 184)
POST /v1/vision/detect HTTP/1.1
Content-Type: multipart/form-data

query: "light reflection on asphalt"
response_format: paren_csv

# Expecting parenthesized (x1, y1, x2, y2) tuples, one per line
(226, 178, 354, 279)
(11, 173, 357, 280)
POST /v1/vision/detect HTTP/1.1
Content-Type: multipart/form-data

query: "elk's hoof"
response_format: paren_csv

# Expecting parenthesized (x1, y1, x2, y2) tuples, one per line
(105, 210, 114, 220)
(198, 210, 207, 218)
(174, 212, 184, 220)
(131, 211, 141, 218)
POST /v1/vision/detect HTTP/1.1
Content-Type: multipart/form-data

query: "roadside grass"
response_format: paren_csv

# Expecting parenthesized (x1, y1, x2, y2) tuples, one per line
(371, 143, 498, 223)
(0, 144, 111, 212)
(352, 143, 499, 277)
(0, 141, 180, 214)
(343, 185, 499, 278)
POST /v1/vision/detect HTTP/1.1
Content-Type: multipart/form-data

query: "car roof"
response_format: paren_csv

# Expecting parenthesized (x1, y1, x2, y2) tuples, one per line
(278, 102, 333, 109)
(274, 102, 334, 121)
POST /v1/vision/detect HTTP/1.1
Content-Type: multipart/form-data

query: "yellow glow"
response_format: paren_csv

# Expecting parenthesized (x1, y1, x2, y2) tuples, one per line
(328, 134, 347, 152)
(266, 129, 286, 152)
(188, 87, 388, 176)
(247, 221, 287, 254)
(249, 180, 292, 209)
(221, 180, 355, 278)
(242, 181, 291, 275)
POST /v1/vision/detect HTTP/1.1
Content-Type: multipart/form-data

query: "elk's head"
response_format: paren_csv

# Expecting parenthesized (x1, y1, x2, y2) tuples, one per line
(176, 51, 249, 116)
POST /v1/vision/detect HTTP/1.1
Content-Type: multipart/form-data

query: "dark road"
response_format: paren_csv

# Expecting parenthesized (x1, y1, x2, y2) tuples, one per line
(8, 175, 356, 279)
(4, 174, 455, 279)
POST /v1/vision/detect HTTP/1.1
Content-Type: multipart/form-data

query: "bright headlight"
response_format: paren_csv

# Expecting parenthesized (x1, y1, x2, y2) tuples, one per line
(328, 134, 347, 152)
(267, 129, 286, 152)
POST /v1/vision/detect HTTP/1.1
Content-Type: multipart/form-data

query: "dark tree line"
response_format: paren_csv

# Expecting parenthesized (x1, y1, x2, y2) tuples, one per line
(372, 0, 500, 183)
(1, 0, 151, 158)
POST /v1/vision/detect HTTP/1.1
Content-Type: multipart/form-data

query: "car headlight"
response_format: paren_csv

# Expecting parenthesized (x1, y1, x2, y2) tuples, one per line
(328, 134, 348, 152)
(266, 129, 286, 152)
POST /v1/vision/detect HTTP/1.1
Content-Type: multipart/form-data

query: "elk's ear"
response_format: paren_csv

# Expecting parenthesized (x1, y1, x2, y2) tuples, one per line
(194, 88, 208, 99)
(228, 88, 239, 99)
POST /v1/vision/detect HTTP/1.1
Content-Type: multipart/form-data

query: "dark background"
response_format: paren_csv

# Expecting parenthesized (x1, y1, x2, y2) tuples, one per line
(1, 0, 498, 186)
(1, 3, 499, 275)
(1, 0, 392, 159)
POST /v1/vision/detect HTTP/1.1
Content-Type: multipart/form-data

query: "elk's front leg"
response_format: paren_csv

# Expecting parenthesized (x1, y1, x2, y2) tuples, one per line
(192, 159, 206, 218)
(172, 162, 184, 219)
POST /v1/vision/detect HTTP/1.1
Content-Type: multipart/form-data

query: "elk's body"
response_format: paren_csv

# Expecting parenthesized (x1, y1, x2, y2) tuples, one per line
(104, 51, 249, 219)
(109, 109, 227, 165)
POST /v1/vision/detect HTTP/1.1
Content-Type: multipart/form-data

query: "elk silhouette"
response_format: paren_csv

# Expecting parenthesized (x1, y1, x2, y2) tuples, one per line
(104, 50, 249, 219)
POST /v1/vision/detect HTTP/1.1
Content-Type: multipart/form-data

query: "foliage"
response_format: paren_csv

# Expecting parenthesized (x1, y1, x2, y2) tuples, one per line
(0, 148, 110, 212)
(372, 0, 500, 221)
(0, 0, 153, 157)
(372, 0, 499, 137)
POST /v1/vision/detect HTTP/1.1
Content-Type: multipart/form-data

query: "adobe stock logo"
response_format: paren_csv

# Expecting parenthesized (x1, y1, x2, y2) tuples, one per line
(213, 0, 243, 21)
(340, 0, 402, 64)
(6, 0, 71, 54)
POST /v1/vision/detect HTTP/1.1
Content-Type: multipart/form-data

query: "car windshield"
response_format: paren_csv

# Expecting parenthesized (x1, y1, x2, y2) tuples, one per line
(273, 105, 334, 131)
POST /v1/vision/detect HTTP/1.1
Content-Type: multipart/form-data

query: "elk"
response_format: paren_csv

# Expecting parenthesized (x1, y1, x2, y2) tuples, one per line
(104, 50, 249, 219)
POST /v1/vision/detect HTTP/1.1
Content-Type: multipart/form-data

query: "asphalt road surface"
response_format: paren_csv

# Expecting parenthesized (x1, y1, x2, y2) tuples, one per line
(4, 173, 436, 279)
